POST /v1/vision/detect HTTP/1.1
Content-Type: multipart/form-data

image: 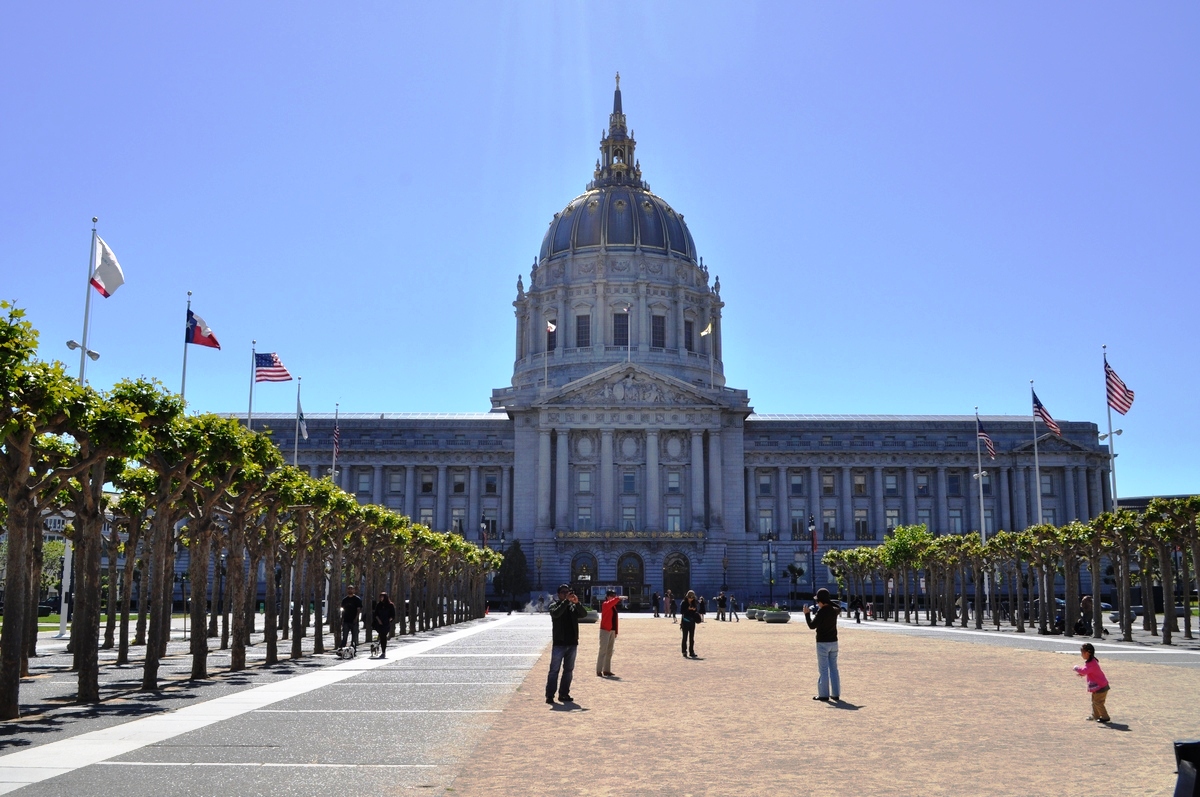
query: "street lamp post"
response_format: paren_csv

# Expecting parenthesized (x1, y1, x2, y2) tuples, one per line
(535, 554, 543, 591)
(808, 515, 818, 598)
(765, 532, 777, 606)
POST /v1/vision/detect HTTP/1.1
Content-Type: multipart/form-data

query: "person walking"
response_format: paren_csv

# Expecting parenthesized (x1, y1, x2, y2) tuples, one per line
(546, 584, 588, 705)
(1073, 643, 1111, 722)
(668, 590, 678, 623)
(339, 584, 364, 651)
(728, 593, 739, 622)
(372, 592, 396, 658)
(680, 590, 702, 658)
(652, 591, 661, 618)
(596, 589, 624, 676)
(804, 588, 841, 701)
(716, 591, 728, 622)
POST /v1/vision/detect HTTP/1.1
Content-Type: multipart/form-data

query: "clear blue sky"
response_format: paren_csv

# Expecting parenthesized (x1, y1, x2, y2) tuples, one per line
(3, 3, 1197, 497)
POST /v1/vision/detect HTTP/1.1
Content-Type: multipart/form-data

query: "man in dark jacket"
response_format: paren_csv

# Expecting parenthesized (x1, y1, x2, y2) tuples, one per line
(546, 584, 588, 705)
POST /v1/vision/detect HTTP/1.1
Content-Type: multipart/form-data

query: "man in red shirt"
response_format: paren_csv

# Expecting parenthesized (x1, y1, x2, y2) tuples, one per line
(596, 589, 624, 677)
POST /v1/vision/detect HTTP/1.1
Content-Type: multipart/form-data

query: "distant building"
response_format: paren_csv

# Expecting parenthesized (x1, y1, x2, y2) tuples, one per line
(250, 79, 1111, 606)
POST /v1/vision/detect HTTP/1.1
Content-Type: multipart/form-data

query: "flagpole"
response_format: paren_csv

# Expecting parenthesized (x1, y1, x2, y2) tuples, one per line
(61, 219, 97, 638)
(181, 291, 192, 402)
(331, 402, 340, 482)
(247, 340, 257, 431)
(975, 408, 990, 615)
(293, 377, 302, 467)
(1102, 345, 1120, 510)
(1031, 381, 1043, 526)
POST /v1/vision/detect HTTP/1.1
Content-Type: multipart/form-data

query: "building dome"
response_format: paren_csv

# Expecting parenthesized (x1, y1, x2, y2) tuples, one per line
(539, 187, 697, 262)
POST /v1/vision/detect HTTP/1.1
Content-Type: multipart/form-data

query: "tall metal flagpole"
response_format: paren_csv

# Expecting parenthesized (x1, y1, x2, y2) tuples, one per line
(293, 377, 302, 467)
(331, 403, 340, 482)
(974, 408, 989, 613)
(61, 219, 99, 638)
(1031, 381, 1043, 525)
(180, 291, 192, 402)
(1103, 344, 1120, 510)
(247, 340, 257, 431)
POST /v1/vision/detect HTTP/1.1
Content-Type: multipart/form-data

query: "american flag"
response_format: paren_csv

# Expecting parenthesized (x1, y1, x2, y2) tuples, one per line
(1105, 356, 1135, 415)
(1032, 390, 1062, 437)
(254, 352, 292, 382)
(332, 423, 341, 459)
(976, 417, 996, 459)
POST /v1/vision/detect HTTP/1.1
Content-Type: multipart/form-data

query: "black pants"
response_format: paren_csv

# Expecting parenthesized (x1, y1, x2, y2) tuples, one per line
(374, 624, 389, 654)
(340, 619, 359, 649)
(681, 621, 695, 655)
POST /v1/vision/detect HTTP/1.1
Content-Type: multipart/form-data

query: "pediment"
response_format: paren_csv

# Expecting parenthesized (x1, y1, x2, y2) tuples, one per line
(1011, 434, 1093, 455)
(535, 363, 717, 409)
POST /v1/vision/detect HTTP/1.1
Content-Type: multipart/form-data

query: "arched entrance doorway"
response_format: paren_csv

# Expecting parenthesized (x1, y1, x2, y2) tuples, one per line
(571, 552, 598, 603)
(662, 552, 690, 602)
(617, 552, 646, 609)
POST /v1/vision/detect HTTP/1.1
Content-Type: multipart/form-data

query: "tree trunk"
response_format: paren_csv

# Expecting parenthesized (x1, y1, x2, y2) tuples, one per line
(72, 460, 108, 704)
(207, 548, 220, 639)
(103, 521, 120, 649)
(142, 513, 172, 691)
(23, 515, 44, 676)
(117, 525, 141, 665)
(1179, 549, 1192, 640)
(0, 480, 35, 719)
(1158, 543, 1175, 645)
(291, 545, 307, 659)
(189, 525, 211, 680)
(264, 538, 279, 666)
(1140, 563, 1157, 635)
(279, 557, 291, 640)
(312, 550, 325, 656)
(244, 551, 259, 644)
(228, 524, 247, 671)
(1014, 559, 1026, 633)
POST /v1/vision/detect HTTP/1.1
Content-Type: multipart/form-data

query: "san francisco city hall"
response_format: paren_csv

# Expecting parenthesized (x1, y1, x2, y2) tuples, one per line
(254, 80, 1113, 606)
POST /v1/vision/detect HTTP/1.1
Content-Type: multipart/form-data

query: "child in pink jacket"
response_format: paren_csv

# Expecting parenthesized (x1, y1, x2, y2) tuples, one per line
(1073, 643, 1111, 722)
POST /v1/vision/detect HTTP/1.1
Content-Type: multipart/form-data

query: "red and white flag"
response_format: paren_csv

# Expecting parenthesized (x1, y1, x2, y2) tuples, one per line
(90, 236, 125, 297)
(185, 309, 221, 349)
(1104, 357, 1135, 415)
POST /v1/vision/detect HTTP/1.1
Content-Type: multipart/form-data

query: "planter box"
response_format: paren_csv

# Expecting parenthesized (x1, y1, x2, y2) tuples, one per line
(762, 611, 791, 624)
(580, 611, 600, 624)
(745, 609, 758, 620)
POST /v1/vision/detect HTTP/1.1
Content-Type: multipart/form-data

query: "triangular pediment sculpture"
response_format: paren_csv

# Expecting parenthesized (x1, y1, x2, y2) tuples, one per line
(1012, 434, 1093, 455)
(536, 363, 718, 409)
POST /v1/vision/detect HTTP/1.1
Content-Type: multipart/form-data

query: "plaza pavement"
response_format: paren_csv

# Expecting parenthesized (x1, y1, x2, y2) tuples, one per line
(1, 612, 1197, 795)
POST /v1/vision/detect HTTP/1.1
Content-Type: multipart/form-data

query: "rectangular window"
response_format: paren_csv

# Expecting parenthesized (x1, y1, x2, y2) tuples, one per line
(453, 473, 466, 494)
(886, 509, 900, 531)
(1041, 473, 1053, 496)
(622, 472, 636, 494)
(481, 513, 497, 538)
(790, 474, 804, 496)
(356, 471, 371, 494)
(853, 474, 867, 496)
(885, 474, 899, 496)
(451, 508, 465, 534)
(666, 471, 681, 493)
(388, 472, 403, 493)
(758, 474, 772, 495)
(916, 474, 930, 496)
(947, 474, 962, 496)
(758, 509, 774, 539)
(854, 508, 872, 540)
(822, 508, 840, 540)
(666, 507, 682, 532)
(948, 509, 963, 534)
(684, 320, 694, 352)
(577, 507, 593, 531)
(419, 508, 434, 527)
(576, 314, 591, 348)
(546, 323, 557, 351)
(980, 472, 992, 496)
(484, 473, 498, 494)
(821, 474, 835, 496)
(651, 315, 666, 349)
(421, 473, 434, 494)
(1042, 508, 1056, 525)
(613, 312, 629, 347)
(917, 508, 932, 530)
(791, 509, 806, 539)
(578, 470, 592, 493)
(622, 506, 636, 532)
(984, 508, 995, 536)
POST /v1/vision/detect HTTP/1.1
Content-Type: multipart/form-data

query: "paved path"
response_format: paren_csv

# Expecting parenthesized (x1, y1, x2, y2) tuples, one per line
(3, 614, 1198, 795)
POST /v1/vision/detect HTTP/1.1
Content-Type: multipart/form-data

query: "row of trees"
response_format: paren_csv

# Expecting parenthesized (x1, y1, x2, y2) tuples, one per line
(822, 497, 1200, 645)
(1, 302, 501, 720)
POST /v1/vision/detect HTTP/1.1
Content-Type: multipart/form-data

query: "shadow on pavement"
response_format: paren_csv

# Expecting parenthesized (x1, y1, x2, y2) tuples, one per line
(1102, 722, 1132, 732)
(829, 701, 861, 711)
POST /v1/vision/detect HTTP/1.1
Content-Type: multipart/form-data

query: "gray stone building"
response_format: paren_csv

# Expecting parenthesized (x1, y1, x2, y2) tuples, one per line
(251, 79, 1112, 606)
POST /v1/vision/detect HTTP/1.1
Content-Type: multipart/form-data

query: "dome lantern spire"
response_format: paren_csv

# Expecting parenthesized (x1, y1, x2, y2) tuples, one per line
(591, 73, 643, 190)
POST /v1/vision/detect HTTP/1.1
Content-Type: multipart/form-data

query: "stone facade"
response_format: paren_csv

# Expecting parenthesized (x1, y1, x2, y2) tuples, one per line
(251, 78, 1109, 605)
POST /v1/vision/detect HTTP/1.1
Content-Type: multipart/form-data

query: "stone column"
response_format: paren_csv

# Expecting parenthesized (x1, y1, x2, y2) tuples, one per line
(840, 466, 852, 539)
(537, 429, 552, 531)
(872, 466, 885, 539)
(1013, 466, 1028, 531)
(646, 430, 660, 530)
(745, 467, 755, 534)
(404, 466, 415, 520)
(502, 465, 513, 533)
(1077, 467, 1090, 521)
(600, 429, 614, 530)
(595, 281, 607, 353)
(1064, 466, 1077, 521)
(1101, 469, 1112, 512)
(936, 466, 948, 534)
(690, 430, 705, 530)
(468, 465, 481, 537)
(372, 464, 384, 506)
(905, 467, 916, 524)
(676, 287, 687, 356)
(777, 465, 788, 539)
(999, 467, 1012, 533)
(555, 431, 570, 530)
(809, 465, 821, 531)
(708, 430, 723, 530)
(637, 282, 649, 354)
(436, 464, 448, 531)
(557, 289, 567, 353)
(1088, 467, 1103, 521)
